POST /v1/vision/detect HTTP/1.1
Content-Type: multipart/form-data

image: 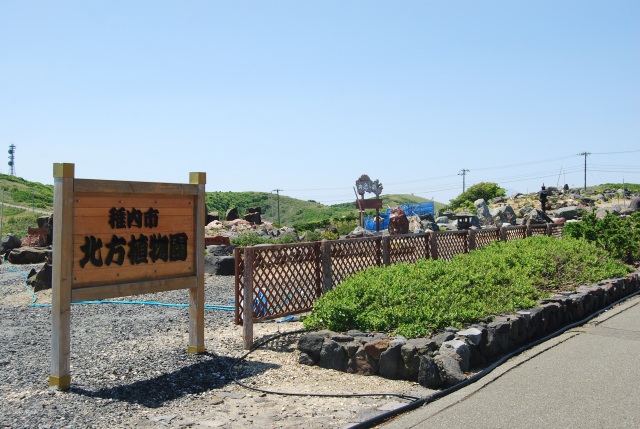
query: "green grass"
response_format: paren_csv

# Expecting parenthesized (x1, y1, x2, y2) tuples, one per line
(303, 236, 632, 338)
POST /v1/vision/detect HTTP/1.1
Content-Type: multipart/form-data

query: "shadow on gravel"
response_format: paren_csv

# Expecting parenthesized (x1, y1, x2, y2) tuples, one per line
(70, 353, 279, 408)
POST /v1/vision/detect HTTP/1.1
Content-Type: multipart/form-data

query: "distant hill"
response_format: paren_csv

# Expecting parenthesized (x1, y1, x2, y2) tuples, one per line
(0, 174, 445, 236)
(206, 191, 446, 227)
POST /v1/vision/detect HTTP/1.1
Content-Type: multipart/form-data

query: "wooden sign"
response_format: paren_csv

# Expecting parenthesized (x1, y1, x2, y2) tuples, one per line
(50, 164, 206, 390)
(355, 199, 383, 210)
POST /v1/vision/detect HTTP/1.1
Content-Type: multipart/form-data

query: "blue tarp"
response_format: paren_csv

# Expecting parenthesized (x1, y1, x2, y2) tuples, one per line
(364, 202, 435, 231)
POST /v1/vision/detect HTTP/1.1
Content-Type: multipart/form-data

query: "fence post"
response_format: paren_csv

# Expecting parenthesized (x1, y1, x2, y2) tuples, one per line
(468, 229, 476, 251)
(430, 231, 438, 260)
(526, 223, 532, 237)
(382, 236, 390, 266)
(321, 240, 333, 292)
(546, 222, 553, 236)
(242, 248, 254, 350)
(500, 226, 507, 242)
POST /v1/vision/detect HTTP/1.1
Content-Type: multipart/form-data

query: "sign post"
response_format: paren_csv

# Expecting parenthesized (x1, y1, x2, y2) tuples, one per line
(49, 164, 206, 390)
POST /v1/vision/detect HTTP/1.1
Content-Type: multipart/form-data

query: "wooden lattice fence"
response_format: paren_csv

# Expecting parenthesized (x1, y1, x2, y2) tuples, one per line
(236, 223, 565, 348)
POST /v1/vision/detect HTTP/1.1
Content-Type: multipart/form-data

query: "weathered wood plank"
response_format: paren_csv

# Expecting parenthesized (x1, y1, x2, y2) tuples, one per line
(71, 276, 197, 302)
(73, 179, 199, 195)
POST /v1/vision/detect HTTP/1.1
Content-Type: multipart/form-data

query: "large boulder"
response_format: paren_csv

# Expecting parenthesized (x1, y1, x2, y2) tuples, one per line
(475, 199, 494, 226)
(225, 207, 239, 221)
(0, 234, 22, 255)
(553, 206, 579, 221)
(388, 208, 409, 235)
(629, 197, 640, 212)
(490, 205, 517, 226)
(522, 208, 553, 225)
(6, 247, 49, 264)
(204, 254, 235, 275)
(346, 226, 375, 239)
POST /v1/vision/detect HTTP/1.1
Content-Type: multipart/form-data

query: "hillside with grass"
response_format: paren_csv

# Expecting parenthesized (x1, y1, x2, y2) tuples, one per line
(0, 173, 444, 238)
(206, 191, 444, 227)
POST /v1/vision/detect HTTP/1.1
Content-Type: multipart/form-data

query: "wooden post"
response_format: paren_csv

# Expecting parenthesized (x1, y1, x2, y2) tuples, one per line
(526, 223, 532, 237)
(468, 229, 477, 251)
(314, 242, 323, 297)
(430, 231, 438, 260)
(243, 248, 254, 350)
(321, 240, 332, 292)
(188, 172, 206, 354)
(382, 236, 390, 266)
(50, 163, 75, 390)
(500, 226, 507, 242)
(546, 222, 553, 236)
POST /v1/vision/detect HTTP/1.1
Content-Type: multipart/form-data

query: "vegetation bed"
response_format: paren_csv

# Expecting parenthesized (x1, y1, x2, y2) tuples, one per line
(303, 236, 632, 338)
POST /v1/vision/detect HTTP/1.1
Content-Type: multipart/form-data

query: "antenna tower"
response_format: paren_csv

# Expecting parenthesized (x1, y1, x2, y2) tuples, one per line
(8, 144, 16, 176)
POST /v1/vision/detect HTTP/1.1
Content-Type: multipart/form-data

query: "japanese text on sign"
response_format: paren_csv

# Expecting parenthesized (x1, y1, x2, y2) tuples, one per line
(79, 207, 188, 268)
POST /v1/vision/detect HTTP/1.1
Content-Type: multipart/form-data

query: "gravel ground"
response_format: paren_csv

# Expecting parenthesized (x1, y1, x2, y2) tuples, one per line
(0, 262, 431, 429)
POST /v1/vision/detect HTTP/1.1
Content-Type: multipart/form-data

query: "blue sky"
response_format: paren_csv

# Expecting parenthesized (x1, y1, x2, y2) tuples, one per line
(1, 1, 639, 205)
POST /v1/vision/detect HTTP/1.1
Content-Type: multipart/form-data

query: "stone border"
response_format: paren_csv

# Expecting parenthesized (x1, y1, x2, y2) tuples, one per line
(298, 272, 640, 389)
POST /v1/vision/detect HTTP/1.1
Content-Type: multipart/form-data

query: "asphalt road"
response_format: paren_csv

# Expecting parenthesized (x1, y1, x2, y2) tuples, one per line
(383, 294, 640, 429)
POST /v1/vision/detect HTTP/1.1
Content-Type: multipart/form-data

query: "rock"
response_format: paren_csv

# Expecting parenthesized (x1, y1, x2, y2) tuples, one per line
(379, 342, 403, 379)
(319, 340, 348, 371)
(1, 234, 22, 254)
(6, 247, 48, 264)
(552, 206, 579, 220)
(298, 333, 325, 362)
(225, 207, 239, 221)
(26, 263, 52, 291)
(204, 255, 235, 276)
(456, 327, 484, 347)
(435, 353, 466, 387)
(434, 331, 455, 347)
(408, 216, 422, 233)
(522, 208, 553, 225)
(206, 245, 230, 256)
(489, 205, 517, 226)
(417, 355, 442, 389)
(364, 338, 390, 360)
(474, 199, 494, 226)
(388, 208, 409, 235)
(346, 226, 375, 239)
(629, 197, 640, 211)
(440, 339, 471, 373)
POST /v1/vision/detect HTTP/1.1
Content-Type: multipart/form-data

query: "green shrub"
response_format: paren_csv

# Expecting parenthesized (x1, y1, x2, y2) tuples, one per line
(563, 211, 640, 264)
(303, 236, 630, 337)
(448, 182, 505, 211)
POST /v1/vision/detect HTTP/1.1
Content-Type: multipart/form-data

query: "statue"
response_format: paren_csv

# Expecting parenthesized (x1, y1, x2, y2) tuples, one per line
(355, 174, 383, 198)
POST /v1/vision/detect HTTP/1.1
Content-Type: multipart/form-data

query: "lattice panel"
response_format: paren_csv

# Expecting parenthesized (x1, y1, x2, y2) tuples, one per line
(330, 237, 381, 287)
(434, 231, 468, 260)
(529, 225, 548, 237)
(504, 226, 527, 241)
(474, 228, 500, 249)
(388, 234, 429, 265)
(235, 243, 322, 324)
(234, 248, 245, 325)
(550, 223, 564, 238)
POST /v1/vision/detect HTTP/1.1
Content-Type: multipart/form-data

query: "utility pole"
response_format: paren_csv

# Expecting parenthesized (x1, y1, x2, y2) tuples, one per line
(578, 152, 591, 190)
(458, 169, 470, 193)
(272, 189, 282, 225)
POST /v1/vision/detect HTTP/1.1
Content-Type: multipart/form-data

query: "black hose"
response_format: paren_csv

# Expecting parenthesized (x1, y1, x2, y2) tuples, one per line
(227, 289, 639, 428)
(349, 289, 640, 429)
(228, 328, 421, 401)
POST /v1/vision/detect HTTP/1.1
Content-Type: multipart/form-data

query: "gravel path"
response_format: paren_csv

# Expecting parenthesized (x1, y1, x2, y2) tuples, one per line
(0, 263, 430, 429)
